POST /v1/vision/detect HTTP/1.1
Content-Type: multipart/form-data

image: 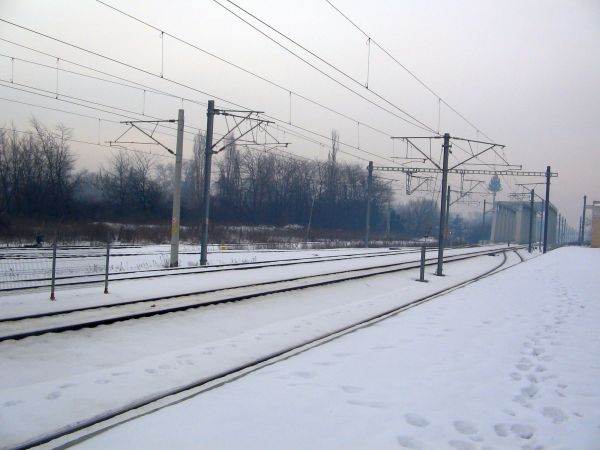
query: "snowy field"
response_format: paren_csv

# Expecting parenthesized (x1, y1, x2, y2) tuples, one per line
(18, 247, 599, 450)
(0, 247, 520, 449)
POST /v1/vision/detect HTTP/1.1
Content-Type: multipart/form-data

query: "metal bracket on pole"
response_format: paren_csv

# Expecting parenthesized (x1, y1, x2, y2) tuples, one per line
(199, 102, 278, 265)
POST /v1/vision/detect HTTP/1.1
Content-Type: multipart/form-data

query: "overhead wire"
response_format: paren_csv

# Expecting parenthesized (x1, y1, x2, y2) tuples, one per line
(208, 0, 436, 133)
(0, 18, 393, 164)
(322, 0, 494, 143)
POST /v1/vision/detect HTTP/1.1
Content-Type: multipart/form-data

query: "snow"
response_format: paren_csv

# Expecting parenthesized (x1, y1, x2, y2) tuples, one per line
(0, 249, 523, 449)
(32, 247, 600, 450)
(0, 245, 509, 320)
(0, 245, 394, 290)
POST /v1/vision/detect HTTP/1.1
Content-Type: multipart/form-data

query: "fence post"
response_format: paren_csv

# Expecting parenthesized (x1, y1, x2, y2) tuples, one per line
(104, 237, 111, 294)
(418, 244, 427, 282)
(50, 241, 57, 301)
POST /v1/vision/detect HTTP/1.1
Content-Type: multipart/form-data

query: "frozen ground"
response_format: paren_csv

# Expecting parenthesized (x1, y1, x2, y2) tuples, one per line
(0, 249, 522, 449)
(52, 247, 600, 450)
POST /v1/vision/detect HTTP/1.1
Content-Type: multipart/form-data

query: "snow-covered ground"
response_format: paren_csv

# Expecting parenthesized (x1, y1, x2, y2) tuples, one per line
(0, 245, 396, 290)
(0, 248, 524, 449)
(32, 247, 600, 450)
(0, 245, 509, 319)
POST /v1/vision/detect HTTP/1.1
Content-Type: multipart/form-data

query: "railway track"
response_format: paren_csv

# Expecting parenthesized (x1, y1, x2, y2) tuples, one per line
(0, 246, 523, 342)
(13, 248, 526, 450)
(1, 246, 429, 293)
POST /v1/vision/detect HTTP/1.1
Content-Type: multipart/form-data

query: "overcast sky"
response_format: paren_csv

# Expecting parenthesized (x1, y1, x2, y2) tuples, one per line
(0, 0, 598, 225)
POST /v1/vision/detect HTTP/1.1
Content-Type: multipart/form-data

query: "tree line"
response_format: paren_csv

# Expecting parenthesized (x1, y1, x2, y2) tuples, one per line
(0, 121, 489, 242)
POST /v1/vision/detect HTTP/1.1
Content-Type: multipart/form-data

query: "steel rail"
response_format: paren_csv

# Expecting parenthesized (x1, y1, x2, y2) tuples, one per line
(0, 248, 426, 293)
(0, 246, 523, 341)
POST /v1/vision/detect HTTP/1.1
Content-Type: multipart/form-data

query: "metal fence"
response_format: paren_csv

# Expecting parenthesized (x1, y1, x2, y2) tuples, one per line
(0, 238, 442, 297)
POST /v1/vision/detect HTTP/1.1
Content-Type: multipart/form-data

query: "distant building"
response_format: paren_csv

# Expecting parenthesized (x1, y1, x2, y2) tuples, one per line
(592, 201, 600, 248)
(490, 200, 557, 246)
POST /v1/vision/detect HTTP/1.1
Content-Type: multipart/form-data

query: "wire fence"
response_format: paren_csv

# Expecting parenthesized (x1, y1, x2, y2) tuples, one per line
(0, 239, 440, 296)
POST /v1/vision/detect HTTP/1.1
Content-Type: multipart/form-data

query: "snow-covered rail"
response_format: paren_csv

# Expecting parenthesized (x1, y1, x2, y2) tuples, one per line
(0, 246, 523, 343)
(1, 247, 424, 293)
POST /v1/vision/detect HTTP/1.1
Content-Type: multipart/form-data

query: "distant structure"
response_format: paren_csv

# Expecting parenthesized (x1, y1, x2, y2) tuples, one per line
(592, 201, 600, 248)
(490, 200, 557, 246)
(488, 175, 502, 208)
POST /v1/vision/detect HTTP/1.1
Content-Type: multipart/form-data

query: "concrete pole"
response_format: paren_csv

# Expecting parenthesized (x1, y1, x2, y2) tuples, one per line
(436, 133, 450, 276)
(580, 195, 587, 244)
(543, 165, 551, 253)
(169, 109, 185, 267)
(528, 189, 534, 253)
(364, 161, 373, 248)
(200, 100, 215, 266)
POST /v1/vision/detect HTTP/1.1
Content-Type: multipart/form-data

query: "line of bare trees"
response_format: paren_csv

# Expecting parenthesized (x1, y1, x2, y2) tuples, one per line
(0, 121, 489, 243)
(0, 123, 392, 234)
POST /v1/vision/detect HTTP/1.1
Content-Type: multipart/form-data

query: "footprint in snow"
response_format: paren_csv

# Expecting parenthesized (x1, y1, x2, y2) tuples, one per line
(94, 379, 110, 385)
(404, 413, 429, 428)
(396, 435, 424, 449)
(340, 385, 363, 394)
(531, 347, 545, 357)
(59, 383, 76, 389)
(292, 371, 315, 379)
(541, 406, 568, 423)
(3, 400, 23, 407)
(46, 391, 61, 400)
(512, 395, 532, 408)
(510, 423, 535, 439)
(448, 439, 476, 450)
(346, 399, 387, 409)
(494, 423, 510, 437)
(510, 372, 522, 381)
(527, 374, 538, 384)
(453, 420, 478, 435)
